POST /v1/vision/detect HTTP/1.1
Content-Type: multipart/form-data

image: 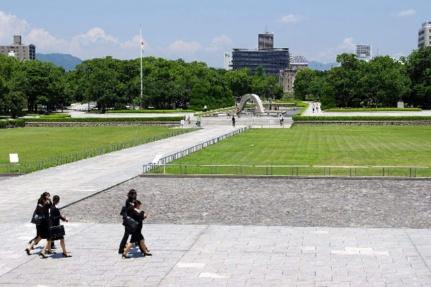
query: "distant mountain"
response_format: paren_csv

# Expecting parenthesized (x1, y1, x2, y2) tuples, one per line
(36, 53, 82, 71)
(308, 61, 338, 71)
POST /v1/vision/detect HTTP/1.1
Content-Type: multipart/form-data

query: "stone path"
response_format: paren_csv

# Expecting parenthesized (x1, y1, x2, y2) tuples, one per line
(0, 126, 245, 223)
(303, 102, 431, 117)
(0, 223, 430, 286)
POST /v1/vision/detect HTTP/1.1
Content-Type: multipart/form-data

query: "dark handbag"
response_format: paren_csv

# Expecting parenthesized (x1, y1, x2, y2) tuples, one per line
(125, 216, 138, 233)
(32, 213, 45, 225)
(49, 225, 65, 240)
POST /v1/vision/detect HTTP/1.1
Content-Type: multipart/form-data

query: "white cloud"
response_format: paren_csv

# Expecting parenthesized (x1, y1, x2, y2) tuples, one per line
(73, 27, 118, 46)
(206, 34, 233, 52)
(26, 28, 68, 52)
(313, 37, 356, 62)
(0, 11, 29, 43)
(395, 9, 416, 18)
(280, 14, 303, 24)
(167, 40, 202, 54)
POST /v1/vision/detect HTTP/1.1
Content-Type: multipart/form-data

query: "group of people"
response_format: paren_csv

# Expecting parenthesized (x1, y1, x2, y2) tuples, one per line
(25, 189, 151, 259)
(118, 189, 152, 259)
(25, 192, 71, 258)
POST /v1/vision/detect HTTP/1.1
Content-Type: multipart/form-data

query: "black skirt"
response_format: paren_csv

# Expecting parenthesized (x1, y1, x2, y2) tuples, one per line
(130, 232, 144, 243)
(36, 224, 50, 239)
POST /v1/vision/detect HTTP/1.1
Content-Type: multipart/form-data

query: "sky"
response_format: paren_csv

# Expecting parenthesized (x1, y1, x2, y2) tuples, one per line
(0, 0, 429, 67)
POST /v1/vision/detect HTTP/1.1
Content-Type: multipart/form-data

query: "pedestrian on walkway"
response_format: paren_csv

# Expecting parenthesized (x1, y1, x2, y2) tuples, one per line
(122, 200, 152, 259)
(232, 115, 236, 127)
(118, 189, 137, 254)
(279, 114, 284, 127)
(47, 195, 71, 257)
(27, 192, 51, 251)
(26, 194, 52, 258)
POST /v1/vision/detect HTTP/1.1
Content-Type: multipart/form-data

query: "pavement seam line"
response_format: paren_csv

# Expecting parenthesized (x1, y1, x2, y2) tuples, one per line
(403, 229, 431, 273)
(156, 225, 210, 287)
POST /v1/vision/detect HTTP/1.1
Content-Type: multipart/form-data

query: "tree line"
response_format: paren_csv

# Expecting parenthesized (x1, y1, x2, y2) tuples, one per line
(0, 55, 283, 117)
(294, 47, 431, 109)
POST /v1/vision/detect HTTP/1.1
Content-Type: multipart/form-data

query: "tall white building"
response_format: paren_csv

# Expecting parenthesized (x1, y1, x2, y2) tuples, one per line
(224, 52, 232, 70)
(418, 22, 431, 48)
(356, 44, 371, 61)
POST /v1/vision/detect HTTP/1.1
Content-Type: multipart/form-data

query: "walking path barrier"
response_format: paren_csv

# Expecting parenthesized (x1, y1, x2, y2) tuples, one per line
(144, 163, 431, 178)
(143, 127, 248, 173)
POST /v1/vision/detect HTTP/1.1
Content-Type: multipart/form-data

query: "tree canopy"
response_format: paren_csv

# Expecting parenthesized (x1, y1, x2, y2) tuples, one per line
(0, 54, 283, 117)
(294, 48, 431, 109)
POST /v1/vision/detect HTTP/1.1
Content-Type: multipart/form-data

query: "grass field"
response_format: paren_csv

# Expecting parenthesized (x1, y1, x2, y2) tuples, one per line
(0, 126, 191, 174)
(159, 126, 431, 177)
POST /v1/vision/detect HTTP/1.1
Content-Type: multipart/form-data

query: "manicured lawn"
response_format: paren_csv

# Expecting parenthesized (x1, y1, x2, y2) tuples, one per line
(165, 126, 431, 177)
(0, 126, 190, 174)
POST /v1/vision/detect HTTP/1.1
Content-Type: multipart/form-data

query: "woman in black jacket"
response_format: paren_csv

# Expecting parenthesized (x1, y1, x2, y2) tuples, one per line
(118, 189, 137, 254)
(122, 200, 152, 259)
(47, 195, 71, 257)
(25, 195, 52, 258)
(27, 192, 50, 253)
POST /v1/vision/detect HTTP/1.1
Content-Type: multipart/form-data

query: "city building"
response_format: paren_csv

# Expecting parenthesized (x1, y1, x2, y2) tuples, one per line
(231, 33, 290, 75)
(279, 56, 309, 93)
(224, 52, 232, 70)
(356, 44, 371, 61)
(418, 22, 431, 48)
(0, 35, 36, 61)
(258, 33, 274, 50)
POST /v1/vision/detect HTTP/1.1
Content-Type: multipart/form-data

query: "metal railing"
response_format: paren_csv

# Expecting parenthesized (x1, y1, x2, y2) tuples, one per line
(143, 127, 249, 173)
(143, 163, 431, 178)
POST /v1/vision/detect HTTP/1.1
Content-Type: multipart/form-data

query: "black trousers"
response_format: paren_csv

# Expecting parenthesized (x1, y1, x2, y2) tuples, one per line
(118, 228, 130, 254)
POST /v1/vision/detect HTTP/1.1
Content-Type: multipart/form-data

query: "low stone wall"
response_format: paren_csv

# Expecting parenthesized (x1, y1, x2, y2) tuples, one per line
(25, 121, 180, 128)
(294, 121, 431, 126)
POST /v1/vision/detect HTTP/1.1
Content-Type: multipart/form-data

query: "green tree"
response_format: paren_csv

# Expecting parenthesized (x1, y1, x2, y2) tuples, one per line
(405, 47, 431, 108)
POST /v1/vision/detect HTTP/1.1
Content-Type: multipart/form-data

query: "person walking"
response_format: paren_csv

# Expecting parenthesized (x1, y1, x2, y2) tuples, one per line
(279, 114, 284, 127)
(118, 189, 137, 254)
(122, 200, 152, 259)
(27, 192, 53, 251)
(26, 194, 52, 258)
(47, 195, 71, 257)
(232, 115, 236, 127)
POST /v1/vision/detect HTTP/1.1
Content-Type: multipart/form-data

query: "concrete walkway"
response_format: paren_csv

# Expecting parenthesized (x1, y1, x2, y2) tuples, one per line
(0, 126, 245, 223)
(1, 223, 430, 286)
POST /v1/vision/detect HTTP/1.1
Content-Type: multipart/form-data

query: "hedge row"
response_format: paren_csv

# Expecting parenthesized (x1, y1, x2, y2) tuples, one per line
(293, 115, 431, 121)
(106, 109, 195, 114)
(24, 117, 184, 123)
(0, 119, 26, 129)
(324, 108, 422, 112)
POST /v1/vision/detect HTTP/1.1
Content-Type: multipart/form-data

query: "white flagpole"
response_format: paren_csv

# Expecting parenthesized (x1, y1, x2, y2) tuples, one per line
(140, 28, 144, 108)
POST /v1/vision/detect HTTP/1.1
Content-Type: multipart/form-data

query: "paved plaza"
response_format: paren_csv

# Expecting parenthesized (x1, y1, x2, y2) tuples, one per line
(1, 124, 431, 286)
(0, 223, 430, 286)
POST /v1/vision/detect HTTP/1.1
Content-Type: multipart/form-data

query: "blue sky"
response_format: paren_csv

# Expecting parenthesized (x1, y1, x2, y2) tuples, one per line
(0, 0, 429, 66)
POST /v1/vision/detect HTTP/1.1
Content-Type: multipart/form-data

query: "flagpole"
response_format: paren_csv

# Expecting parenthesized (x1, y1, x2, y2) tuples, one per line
(140, 28, 143, 108)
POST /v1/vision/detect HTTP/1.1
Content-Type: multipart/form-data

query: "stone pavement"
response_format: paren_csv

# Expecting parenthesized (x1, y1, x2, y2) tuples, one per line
(0, 223, 430, 286)
(65, 177, 431, 228)
(303, 102, 431, 117)
(0, 126, 245, 223)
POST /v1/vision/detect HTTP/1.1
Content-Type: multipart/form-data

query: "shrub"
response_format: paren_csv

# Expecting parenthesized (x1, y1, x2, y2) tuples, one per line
(24, 117, 184, 123)
(324, 108, 422, 112)
(0, 119, 25, 128)
(293, 115, 431, 121)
